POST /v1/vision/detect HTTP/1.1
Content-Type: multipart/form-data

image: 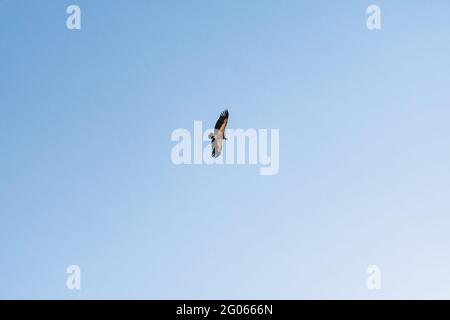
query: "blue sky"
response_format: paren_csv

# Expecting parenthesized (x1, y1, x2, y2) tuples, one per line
(1, 0, 450, 299)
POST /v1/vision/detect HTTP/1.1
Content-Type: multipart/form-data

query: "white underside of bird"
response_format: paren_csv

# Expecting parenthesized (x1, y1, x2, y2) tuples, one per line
(208, 130, 224, 158)
(209, 109, 229, 158)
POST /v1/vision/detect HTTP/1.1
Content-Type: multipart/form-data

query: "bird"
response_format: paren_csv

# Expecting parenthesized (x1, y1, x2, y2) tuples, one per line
(208, 109, 229, 158)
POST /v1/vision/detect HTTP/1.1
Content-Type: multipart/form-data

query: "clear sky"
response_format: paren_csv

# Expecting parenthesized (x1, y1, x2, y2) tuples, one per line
(1, 0, 450, 299)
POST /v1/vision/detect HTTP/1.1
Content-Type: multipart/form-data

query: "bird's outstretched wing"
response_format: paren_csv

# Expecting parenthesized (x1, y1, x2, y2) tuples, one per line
(210, 110, 229, 158)
(214, 109, 229, 135)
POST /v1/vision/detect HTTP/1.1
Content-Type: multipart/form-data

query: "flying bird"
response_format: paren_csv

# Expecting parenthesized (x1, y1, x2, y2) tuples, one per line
(208, 109, 229, 158)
